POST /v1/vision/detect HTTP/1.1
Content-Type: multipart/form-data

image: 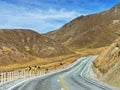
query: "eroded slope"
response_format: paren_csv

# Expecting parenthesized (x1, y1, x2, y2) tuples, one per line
(93, 38, 120, 88)
(0, 29, 71, 66)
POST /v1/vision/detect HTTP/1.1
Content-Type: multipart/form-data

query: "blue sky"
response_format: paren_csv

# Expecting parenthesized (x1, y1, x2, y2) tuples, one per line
(0, 0, 119, 33)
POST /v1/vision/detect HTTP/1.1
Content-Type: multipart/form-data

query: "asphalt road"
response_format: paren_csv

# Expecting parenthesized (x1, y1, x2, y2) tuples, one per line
(5, 56, 118, 90)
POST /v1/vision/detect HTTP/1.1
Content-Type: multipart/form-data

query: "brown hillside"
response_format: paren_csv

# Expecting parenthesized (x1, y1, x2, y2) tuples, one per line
(1, 3, 120, 72)
(44, 3, 120, 50)
(0, 29, 71, 66)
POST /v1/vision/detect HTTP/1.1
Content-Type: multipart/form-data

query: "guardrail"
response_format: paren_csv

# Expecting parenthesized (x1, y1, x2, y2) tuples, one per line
(0, 66, 65, 83)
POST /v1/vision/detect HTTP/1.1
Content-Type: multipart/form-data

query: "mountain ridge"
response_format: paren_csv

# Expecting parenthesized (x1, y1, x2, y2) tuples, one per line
(44, 3, 120, 50)
(0, 3, 120, 77)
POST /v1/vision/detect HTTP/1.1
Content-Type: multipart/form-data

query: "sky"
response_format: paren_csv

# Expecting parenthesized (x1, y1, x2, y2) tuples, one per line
(0, 0, 119, 33)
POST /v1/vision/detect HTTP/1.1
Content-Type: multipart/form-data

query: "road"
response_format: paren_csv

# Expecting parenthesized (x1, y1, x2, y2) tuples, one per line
(2, 56, 118, 90)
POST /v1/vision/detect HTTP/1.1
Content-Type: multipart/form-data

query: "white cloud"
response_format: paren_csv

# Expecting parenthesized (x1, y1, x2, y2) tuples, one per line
(0, 0, 83, 33)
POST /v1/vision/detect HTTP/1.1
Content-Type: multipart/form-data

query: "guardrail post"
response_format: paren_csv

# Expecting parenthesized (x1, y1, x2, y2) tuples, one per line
(21, 70, 23, 78)
(9, 71, 11, 81)
(11, 71, 13, 80)
(4, 72, 6, 82)
(7, 72, 9, 81)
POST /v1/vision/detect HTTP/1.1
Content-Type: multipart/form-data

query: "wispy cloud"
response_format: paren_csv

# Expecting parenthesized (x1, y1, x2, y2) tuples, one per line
(0, 0, 119, 33)
(0, 0, 82, 33)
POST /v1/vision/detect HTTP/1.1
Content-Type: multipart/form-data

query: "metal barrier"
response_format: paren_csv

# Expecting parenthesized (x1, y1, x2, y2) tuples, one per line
(0, 66, 65, 83)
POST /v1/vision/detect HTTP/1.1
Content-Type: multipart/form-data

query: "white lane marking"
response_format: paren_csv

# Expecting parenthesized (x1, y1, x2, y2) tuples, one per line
(61, 88, 64, 90)
(57, 79, 59, 82)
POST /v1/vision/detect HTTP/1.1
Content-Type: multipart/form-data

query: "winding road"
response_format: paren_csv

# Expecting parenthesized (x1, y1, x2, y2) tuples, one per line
(2, 56, 117, 90)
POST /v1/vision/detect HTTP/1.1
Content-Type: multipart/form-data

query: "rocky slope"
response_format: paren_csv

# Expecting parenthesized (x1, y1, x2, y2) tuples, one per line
(93, 38, 120, 88)
(0, 29, 71, 66)
(44, 3, 120, 50)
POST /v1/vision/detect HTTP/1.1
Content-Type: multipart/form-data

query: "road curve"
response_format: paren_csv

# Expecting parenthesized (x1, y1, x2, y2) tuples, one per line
(6, 56, 118, 90)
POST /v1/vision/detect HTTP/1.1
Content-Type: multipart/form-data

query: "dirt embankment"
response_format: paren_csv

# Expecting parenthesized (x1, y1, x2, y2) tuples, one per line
(93, 38, 120, 88)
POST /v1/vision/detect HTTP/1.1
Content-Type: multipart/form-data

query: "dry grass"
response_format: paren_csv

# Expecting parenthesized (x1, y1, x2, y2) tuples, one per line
(71, 47, 106, 56)
(0, 46, 104, 72)
(0, 54, 81, 72)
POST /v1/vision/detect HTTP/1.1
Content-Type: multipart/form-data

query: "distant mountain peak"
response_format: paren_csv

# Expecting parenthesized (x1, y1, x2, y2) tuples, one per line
(45, 3, 120, 49)
(110, 3, 120, 13)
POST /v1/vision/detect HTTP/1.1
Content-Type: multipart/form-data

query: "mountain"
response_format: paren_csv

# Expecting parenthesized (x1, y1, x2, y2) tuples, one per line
(91, 3, 120, 88)
(44, 3, 120, 87)
(0, 29, 71, 66)
(44, 3, 120, 50)
(1, 3, 120, 73)
(93, 38, 120, 88)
